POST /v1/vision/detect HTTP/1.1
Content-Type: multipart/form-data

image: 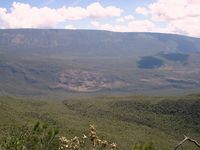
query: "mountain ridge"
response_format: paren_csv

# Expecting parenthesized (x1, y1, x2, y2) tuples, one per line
(1, 28, 200, 39)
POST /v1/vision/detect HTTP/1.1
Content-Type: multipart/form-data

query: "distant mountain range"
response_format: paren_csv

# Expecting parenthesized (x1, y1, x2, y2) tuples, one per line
(0, 29, 200, 96)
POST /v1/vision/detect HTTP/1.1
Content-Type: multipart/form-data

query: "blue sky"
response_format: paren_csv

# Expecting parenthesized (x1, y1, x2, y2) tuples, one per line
(0, 0, 200, 37)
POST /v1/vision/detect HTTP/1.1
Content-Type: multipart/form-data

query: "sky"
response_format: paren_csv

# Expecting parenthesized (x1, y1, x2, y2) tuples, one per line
(0, 0, 200, 37)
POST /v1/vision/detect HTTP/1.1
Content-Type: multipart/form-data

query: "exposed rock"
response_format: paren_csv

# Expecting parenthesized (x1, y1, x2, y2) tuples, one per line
(53, 70, 127, 92)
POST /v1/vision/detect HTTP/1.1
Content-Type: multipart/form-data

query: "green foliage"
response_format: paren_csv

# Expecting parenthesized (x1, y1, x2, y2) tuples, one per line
(0, 122, 119, 150)
(132, 142, 155, 150)
(0, 122, 59, 150)
(151, 99, 200, 133)
(1, 95, 200, 149)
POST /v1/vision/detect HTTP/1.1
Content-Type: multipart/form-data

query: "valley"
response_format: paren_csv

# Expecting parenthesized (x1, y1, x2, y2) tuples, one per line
(0, 29, 200, 149)
(0, 29, 200, 96)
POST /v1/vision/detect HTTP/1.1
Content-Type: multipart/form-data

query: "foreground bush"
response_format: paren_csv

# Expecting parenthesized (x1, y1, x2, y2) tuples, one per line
(0, 123, 119, 150)
(0, 122, 59, 150)
(5, 122, 200, 150)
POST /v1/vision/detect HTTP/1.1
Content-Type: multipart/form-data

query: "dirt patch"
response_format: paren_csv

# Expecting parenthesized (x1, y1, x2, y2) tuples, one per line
(53, 70, 127, 92)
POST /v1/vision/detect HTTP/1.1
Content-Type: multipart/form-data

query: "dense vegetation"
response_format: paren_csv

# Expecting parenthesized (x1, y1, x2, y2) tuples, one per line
(160, 53, 189, 62)
(0, 122, 155, 150)
(0, 94, 200, 149)
(137, 56, 164, 69)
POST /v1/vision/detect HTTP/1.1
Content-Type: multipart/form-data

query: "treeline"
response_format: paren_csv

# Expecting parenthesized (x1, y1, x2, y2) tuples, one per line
(112, 98, 200, 133)
(63, 96, 200, 135)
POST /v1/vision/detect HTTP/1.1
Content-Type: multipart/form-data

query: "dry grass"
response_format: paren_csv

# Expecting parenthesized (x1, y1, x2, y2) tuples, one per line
(59, 125, 118, 150)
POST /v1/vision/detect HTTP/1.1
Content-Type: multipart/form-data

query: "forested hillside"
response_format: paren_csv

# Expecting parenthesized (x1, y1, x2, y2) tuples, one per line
(0, 95, 200, 149)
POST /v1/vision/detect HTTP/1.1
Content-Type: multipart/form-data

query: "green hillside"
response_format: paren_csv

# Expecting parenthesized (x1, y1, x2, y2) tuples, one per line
(0, 95, 200, 149)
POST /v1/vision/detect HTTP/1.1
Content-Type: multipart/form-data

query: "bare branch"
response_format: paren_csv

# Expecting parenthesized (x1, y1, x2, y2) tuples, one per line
(174, 135, 200, 150)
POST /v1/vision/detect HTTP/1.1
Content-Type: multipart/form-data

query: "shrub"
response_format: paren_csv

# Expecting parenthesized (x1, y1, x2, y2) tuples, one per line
(132, 142, 155, 150)
(0, 123, 118, 150)
(0, 122, 59, 150)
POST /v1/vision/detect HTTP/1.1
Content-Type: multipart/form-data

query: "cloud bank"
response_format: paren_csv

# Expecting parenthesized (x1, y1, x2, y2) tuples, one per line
(91, 0, 200, 37)
(135, 0, 200, 37)
(0, 2, 123, 28)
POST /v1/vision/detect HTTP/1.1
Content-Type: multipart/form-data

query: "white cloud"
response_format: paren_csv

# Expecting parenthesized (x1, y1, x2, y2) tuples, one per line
(135, 0, 200, 37)
(124, 15, 134, 21)
(116, 15, 134, 23)
(128, 20, 154, 31)
(91, 21, 100, 27)
(58, 6, 88, 20)
(135, 7, 148, 15)
(86, 2, 123, 18)
(116, 18, 125, 23)
(0, 2, 123, 28)
(91, 20, 155, 32)
(65, 24, 76, 30)
(0, 2, 62, 28)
